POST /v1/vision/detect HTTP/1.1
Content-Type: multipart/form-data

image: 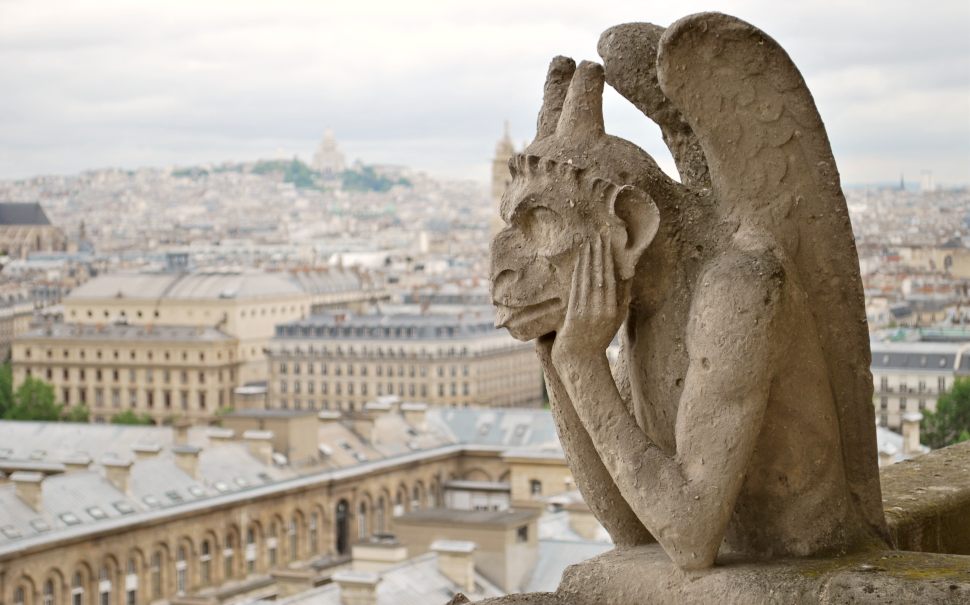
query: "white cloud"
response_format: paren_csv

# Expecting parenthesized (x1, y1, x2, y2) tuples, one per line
(0, 0, 967, 185)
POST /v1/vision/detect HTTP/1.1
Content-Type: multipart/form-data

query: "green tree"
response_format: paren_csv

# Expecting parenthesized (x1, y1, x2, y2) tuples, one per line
(110, 410, 155, 425)
(4, 377, 62, 421)
(922, 377, 970, 449)
(0, 362, 13, 418)
(62, 404, 91, 423)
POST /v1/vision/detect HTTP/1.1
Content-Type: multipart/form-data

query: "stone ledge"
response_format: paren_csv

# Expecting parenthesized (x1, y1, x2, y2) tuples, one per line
(881, 440, 970, 555)
(475, 544, 970, 605)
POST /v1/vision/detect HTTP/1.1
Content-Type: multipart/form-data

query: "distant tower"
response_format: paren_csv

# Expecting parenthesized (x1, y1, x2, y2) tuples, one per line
(920, 170, 935, 193)
(312, 129, 346, 176)
(899, 173, 905, 191)
(491, 121, 516, 236)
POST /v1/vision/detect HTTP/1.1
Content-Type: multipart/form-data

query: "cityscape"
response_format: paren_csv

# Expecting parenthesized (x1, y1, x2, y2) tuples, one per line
(1, 2, 969, 604)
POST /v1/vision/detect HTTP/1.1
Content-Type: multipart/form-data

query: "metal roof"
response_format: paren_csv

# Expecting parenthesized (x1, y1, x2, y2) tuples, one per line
(20, 323, 234, 342)
(68, 271, 305, 301)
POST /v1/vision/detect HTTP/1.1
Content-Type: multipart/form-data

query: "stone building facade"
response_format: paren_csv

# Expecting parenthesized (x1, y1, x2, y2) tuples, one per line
(11, 324, 240, 423)
(61, 272, 311, 385)
(265, 309, 543, 411)
(870, 341, 970, 429)
(0, 408, 567, 605)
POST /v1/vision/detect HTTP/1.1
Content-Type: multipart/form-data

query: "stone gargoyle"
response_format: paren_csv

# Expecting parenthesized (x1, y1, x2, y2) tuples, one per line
(489, 12, 889, 570)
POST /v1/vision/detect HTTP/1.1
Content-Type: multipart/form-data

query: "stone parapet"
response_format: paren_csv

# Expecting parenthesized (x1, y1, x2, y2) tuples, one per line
(881, 440, 970, 555)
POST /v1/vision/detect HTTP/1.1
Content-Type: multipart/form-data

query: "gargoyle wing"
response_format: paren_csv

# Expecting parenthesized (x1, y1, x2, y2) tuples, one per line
(657, 12, 888, 540)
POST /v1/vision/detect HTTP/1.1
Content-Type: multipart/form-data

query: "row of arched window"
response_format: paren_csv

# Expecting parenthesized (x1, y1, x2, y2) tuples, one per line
(8, 477, 445, 605)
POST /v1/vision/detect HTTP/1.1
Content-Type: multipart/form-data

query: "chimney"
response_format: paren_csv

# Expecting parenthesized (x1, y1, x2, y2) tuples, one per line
(431, 540, 476, 594)
(901, 412, 923, 456)
(352, 536, 409, 573)
(103, 458, 133, 493)
(131, 442, 162, 460)
(173, 420, 191, 445)
(332, 571, 379, 605)
(318, 410, 342, 425)
(243, 430, 274, 465)
(61, 453, 92, 471)
(11, 471, 44, 511)
(401, 402, 427, 431)
(173, 444, 201, 479)
(878, 443, 897, 467)
(207, 427, 235, 444)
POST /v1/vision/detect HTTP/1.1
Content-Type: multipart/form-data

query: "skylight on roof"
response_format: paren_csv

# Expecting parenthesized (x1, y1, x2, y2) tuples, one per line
(257, 472, 273, 483)
(0, 448, 10, 459)
(1, 525, 21, 539)
(87, 507, 107, 520)
(234, 477, 249, 487)
(188, 486, 205, 498)
(214, 482, 230, 492)
(113, 501, 135, 515)
(60, 512, 81, 526)
(143, 495, 161, 508)
(30, 519, 50, 532)
(166, 490, 183, 503)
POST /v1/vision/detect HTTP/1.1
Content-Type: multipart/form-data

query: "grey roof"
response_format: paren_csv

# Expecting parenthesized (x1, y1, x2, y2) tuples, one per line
(274, 307, 498, 341)
(870, 341, 966, 372)
(427, 408, 559, 449)
(68, 271, 305, 301)
(0, 202, 51, 226)
(395, 508, 538, 527)
(287, 268, 365, 295)
(274, 552, 503, 605)
(20, 322, 234, 342)
(524, 539, 612, 593)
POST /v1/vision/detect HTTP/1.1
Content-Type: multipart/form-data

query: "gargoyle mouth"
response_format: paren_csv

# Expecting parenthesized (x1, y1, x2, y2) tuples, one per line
(494, 298, 562, 329)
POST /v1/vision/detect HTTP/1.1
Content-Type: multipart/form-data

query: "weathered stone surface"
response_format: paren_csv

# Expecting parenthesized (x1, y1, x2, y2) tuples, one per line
(882, 441, 970, 555)
(552, 545, 970, 605)
(489, 9, 887, 574)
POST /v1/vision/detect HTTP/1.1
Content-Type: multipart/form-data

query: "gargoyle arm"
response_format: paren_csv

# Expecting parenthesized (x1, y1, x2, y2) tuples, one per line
(552, 249, 780, 569)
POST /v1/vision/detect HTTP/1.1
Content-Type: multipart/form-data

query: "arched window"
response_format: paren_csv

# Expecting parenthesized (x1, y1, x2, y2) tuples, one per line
(175, 546, 187, 595)
(150, 552, 162, 599)
(357, 501, 368, 540)
(125, 558, 138, 605)
(224, 534, 236, 580)
(245, 527, 257, 573)
(268, 522, 279, 566)
(288, 517, 298, 560)
(98, 566, 111, 605)
(308, 513, 319, 554)
(13, 586, 25, 605)
(72, 572, 85, 605)
(376, 497, 386, 534)
(43, 581, 54, 605)
(200, 541, 212, 586)
(411, 486, 421, 511)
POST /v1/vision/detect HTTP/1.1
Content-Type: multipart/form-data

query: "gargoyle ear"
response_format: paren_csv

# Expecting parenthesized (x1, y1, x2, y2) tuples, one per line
(610, 185, 660, 280)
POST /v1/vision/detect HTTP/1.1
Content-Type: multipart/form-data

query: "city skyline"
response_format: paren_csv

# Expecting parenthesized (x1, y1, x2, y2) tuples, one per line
(1, 0, 968, 186)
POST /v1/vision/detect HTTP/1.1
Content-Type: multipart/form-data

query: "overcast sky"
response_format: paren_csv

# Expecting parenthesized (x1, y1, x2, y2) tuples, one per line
(1, 0, 968, 186)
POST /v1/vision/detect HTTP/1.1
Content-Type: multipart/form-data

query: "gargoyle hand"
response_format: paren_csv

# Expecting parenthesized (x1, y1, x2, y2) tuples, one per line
(553, 231, 626, 357)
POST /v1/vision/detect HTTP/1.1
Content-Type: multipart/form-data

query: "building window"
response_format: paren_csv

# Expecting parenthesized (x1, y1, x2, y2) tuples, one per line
(176, 546, 187, 594)
(516, 525, 529, 543)
(358, 502, 368, 539)
(288, 518, 298, 560)
(72, 572, 85, 605)
(530, 480, 543, 496)
(900, 397, 907, 411)
(268, 522, 278, 566)
(151, 552, 162, 598)
(98, 566, 111, 605)
(246, 527, 257, 574)
(938, 377, 947, 393)
(309, 513, 319, 554)
(14, 587, 25, 605)
(43, 580, 54, 605)
(180, 391, 189, 410)
(224, 534, 235, 579)
(199, 391, 206, 410)
(200, 540, 211, 586)
(125, 558, 137, 605)
(879, 397, 888, 410)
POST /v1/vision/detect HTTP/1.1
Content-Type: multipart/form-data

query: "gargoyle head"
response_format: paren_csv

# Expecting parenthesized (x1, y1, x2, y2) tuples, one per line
(489, 59, 662, 341)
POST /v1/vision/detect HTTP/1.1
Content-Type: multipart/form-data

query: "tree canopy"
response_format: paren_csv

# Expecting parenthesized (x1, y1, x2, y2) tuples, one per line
(110, 410, 155, 425)
(4, 376, 62, 421)
(921, 377, 970, 449)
